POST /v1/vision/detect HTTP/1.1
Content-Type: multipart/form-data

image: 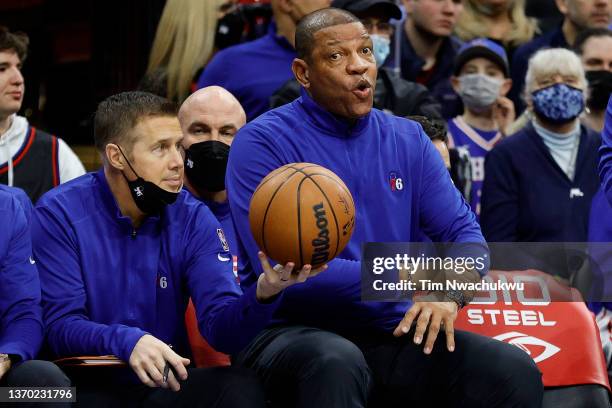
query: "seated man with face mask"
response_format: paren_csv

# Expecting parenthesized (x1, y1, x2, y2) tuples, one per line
(178, 86, 248, 285)
(270, 0, 442, 119)
(31, 91, 321, 407)
(448, 39, 515, 219)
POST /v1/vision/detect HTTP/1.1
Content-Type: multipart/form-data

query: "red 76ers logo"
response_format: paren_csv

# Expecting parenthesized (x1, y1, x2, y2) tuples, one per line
(389, 171, 404, 192)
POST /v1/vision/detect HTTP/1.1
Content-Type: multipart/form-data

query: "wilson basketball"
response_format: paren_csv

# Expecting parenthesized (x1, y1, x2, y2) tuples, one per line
(249, 163, 355, 269)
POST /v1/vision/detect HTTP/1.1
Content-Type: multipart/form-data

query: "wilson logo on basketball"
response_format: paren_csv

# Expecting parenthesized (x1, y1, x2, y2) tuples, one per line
(311, 203, 330, 266)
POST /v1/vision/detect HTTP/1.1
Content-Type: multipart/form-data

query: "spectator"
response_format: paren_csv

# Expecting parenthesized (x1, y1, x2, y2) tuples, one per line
(574, 27, 612, 132)
(197, 0, 331, 121)
(448, 38, 514, 218)
(511, 0, 612, 114)
(399, 0, 464, 118)
(0, 188, 70, 406)
(0, 26, 85, 202)
(481, 48, 600, 242)
(525, 0, 564, 33)
(408, 115, 450, 168)
(32, 91, 319, 406)
(408, 115, 474, 201)
(271, 0, 443, 119)
(144, 0, 228, 102)
(227, 8, 542, 407)
(455, 0, 539, 58)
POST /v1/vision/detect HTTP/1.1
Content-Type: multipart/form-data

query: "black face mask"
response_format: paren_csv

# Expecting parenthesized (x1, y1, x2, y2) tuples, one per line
(586, 70, 612, 111)
(184, 140, 230, 193)
(215, 10, 245, 50)
(117, 146, 180, 215)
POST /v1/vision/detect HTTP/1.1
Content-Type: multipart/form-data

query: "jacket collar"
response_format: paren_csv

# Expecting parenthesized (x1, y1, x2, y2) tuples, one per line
(94, 168, 161, 229)
(295, 87, 371, 138)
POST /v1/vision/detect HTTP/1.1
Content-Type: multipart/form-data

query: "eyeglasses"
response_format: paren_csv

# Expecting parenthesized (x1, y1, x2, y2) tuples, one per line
(361, 20, 394, 34)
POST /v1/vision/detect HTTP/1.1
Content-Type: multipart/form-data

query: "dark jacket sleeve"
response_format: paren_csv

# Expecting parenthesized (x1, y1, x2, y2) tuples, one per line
(480, 143, 520, 241)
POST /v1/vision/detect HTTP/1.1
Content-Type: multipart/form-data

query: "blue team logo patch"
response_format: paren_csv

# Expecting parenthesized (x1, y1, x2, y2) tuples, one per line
(217, 228, 230, 252)
(388, 171, 404, 192)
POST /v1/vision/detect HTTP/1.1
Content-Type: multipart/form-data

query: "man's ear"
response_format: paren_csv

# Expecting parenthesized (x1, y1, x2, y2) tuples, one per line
(500, 78, 513, 97)
(292, 58, 310, 89)
(554, 0, 568, 15)
(277, 0, 293, 14)
(450, 76, 461, 94)
(105, 143, 125, 171)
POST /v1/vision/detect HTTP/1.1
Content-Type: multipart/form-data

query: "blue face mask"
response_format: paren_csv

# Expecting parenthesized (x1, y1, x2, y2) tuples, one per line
(531, 83, 585, 124)
(370, 34, 391, 67)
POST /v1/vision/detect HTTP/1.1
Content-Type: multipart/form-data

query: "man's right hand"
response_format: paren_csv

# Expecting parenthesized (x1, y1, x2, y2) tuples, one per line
(129, 334, 190, 392)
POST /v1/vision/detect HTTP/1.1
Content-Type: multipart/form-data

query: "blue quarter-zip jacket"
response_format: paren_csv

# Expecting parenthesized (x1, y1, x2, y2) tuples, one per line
(600, 97, 612, 206)
(226, 89, 487, 335)
(32, 170, 280, 365)
(0, 189, 43, 361)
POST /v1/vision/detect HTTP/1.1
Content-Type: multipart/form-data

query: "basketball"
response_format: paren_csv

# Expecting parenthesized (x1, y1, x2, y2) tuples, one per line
(249, 163, 356, 269)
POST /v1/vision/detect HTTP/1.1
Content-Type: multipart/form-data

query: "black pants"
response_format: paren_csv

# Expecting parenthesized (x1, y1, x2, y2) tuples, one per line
(234, 325, 544, 408)
(64, 366, 267, 408)
(1, 360, 71, 408)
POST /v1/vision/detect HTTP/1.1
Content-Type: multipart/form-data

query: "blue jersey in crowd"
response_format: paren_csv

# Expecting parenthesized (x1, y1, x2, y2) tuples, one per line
(600, 97, 612, 206)
(0, 189, 43, 361)
(197, 23, 296, 122)
(226, 88, 486, 335)
(447, 116, 503, 218)
(31, 170, 280, 367)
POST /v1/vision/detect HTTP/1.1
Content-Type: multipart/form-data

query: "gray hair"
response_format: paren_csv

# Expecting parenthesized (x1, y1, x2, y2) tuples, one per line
(524, 48, 587, 103)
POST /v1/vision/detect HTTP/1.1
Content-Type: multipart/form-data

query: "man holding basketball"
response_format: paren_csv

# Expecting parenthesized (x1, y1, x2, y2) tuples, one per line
(226, 8, 543, 408)
(31, 91, 321, 406)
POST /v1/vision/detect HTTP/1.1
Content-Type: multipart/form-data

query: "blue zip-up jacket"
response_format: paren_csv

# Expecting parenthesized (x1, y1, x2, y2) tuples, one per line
(226, 89, 487, 335)
(599, 97, 612, 205)
(481, 122, 600, 242)
(197, 23, 295, 121)
(509, 27, 568, 114)
(32, 170, 280, 365)
(587, 189, 612, 313)
(0, 189, 43, 361)
(0, 184, 32, 222)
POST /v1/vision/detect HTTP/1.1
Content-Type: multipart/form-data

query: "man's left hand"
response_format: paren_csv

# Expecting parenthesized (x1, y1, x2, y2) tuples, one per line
(393, 294, 458, 354)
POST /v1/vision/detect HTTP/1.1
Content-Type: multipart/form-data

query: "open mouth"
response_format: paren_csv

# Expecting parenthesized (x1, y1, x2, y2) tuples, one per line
(352, 79, 372, 99)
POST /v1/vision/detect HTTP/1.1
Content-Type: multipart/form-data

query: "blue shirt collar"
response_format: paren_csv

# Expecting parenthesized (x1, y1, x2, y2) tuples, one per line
(296, 87, 371, 138)
(267, 21, 295, 52)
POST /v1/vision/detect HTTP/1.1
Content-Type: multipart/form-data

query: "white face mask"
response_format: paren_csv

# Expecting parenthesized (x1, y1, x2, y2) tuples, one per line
(370, 34, 391, 67)
(458, 73, 503, 110)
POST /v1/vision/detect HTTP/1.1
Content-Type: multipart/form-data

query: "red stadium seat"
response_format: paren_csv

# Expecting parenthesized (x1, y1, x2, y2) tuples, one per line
(456, 270, 610, 391)
(185, 299, 231, 368)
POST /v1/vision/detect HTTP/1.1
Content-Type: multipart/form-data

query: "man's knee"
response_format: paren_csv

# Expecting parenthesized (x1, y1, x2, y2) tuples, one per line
(466, 339, 543, 407)
(5, 360, 70, 387)
(300, 334, 371, 383)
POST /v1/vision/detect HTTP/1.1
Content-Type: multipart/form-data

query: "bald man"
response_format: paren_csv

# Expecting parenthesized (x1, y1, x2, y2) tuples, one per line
(179, 87, 247, 282)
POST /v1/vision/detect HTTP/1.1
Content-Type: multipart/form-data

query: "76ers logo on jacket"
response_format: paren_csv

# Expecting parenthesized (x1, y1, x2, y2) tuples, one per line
(388, 171, 404, 192)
